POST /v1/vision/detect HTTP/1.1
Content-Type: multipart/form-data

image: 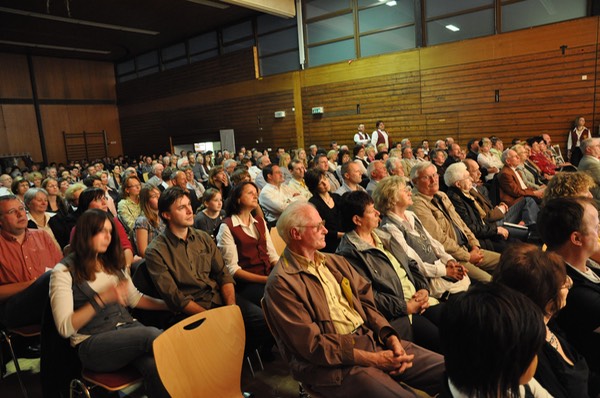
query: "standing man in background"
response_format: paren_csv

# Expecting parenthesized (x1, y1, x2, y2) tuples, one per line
(354, 124, 370, 146)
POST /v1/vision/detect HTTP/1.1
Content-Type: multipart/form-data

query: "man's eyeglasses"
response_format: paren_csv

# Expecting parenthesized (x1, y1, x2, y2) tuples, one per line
(296, 220, 326, 230)
(418, 174, 439, 182)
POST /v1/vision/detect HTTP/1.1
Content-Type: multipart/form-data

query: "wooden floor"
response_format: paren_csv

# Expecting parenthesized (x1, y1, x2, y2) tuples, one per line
(0, 351, 299, 398)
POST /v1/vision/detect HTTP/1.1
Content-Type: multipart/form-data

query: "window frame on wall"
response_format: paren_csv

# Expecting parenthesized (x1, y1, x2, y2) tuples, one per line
(356, 0, 417, 58)
(303, 0, 356, 67)
(422, 0, 495, 46)
(256, 13, 300, 76)
(115, 0, 591, 82)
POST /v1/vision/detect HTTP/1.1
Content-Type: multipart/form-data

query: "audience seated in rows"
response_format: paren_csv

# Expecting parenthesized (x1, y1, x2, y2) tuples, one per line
(305, 168, 343, 253)
(337, 191, 444, 353)
(0, 194, 62, 328)
(264, 201, 444, 398)
(409, 161, 500, 282)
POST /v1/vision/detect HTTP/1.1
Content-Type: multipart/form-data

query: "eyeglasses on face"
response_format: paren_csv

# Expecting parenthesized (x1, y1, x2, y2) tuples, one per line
(296, 220, 326, 230)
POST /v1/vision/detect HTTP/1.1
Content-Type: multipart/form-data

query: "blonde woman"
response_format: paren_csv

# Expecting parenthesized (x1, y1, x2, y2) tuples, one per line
(293, 148, 308, 168)
(373, 176, 470, 299)
(133, 185, 165, 257)
(278, 153, 292, 183)
(28, 171, 43, 188)
(117, 175, 142, 233)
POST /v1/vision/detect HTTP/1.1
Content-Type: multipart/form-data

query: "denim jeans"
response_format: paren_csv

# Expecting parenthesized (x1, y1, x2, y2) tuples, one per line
(77, 322, 169, 398)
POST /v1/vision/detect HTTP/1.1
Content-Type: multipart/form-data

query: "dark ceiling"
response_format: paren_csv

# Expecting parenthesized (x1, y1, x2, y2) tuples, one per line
(0, 0, 259, 62)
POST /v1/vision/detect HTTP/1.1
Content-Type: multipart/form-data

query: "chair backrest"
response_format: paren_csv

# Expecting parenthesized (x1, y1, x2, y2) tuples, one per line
(153, 306, 245, 398)
(269, 227, 286, 256)
(40, 303, 81, 398)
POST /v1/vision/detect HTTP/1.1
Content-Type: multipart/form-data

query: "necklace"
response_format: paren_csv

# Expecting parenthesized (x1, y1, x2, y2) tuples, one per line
(547, 329, 559, 350)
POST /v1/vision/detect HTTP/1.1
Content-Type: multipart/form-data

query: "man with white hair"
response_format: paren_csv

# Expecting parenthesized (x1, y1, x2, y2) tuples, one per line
(385, 157, 410, 185)
(146, 163, 164, 187)
(577, 137, 600, 202)
(498, 149, 543, 224)
(263, 201, 444, 398)
(250, 155, 271, 188)
(0, 174, 12, 196)
(410, 161, 500, 282)
(176, 157, 189, 170)
(365, 160, 388, 196)
(434, 140, 447, 151)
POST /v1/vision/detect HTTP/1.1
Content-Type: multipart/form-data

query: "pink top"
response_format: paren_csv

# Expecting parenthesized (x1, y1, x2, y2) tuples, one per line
(0, 229, 63, 284)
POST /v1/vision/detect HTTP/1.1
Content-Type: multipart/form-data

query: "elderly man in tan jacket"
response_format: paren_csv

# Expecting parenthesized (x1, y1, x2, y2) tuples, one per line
(263, 202, 444, 398)
(409, 162, 500, 282)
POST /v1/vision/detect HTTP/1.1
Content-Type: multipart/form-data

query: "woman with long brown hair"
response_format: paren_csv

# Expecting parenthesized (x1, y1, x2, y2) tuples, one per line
(50, 209, 169, 398)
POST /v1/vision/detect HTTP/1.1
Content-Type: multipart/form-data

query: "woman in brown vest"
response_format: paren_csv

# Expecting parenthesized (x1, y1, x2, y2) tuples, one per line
(216, 181, 280, 306)
(567, 116, 591, 167)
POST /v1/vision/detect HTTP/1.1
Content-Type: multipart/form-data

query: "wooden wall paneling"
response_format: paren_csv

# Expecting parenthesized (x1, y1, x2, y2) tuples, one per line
(116, 16, 600, 157)
(300, 71, 424, 148)
(1, 105, 42, 160)
(419, 41, 597, 150)
(0, 54, 33, 99)
(0, 106, 10, 153)
(117, 49, 258, 105)
(419, 17, 598, 70)
(40, 105, 123, 163)
(33, 57, 117, 100)
(39, 105, 71, 163)
(120, 89, 296, 157)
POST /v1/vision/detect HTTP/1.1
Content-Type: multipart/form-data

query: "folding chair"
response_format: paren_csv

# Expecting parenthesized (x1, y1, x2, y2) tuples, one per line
(69, 365, 142, 398)
(0, 324, 41, 398)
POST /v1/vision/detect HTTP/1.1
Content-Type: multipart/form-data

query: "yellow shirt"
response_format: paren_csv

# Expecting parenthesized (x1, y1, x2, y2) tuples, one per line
(373, 233, 416, 322)
(288, 250, 364, 335)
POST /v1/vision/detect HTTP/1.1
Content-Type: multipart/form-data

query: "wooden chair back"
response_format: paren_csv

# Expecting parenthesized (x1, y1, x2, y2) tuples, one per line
(269, 227, 286, 256)
(153, 305, 245, 398)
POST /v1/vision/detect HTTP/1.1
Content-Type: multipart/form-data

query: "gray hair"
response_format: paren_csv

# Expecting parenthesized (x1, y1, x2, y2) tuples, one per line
(24, 188, 48, 209)
(444, 162, 468, 187)
(410, 161, 435, 181)
(501, 149, 512, 163)
(176, 157, 189, 169)
(223, 159, 237, 169)
(152, 162, 164, 173)
(581, 137, 599, 154)
(276, 201, 316, 245)
(366, 160, 383, 180)
(388, 148, 403, 159)
(385, 157, 403, 174)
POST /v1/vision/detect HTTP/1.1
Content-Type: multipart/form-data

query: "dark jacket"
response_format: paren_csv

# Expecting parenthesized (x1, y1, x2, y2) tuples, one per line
(336, 229, 428, 324)
(446, 186, 498, 252)
(558, 263, 600, 373)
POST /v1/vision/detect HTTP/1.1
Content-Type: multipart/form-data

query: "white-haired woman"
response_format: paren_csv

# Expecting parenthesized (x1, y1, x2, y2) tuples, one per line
(445, 162, 511, 253)
(477, 137, 503, 181)
(24, 188, 61, 249)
